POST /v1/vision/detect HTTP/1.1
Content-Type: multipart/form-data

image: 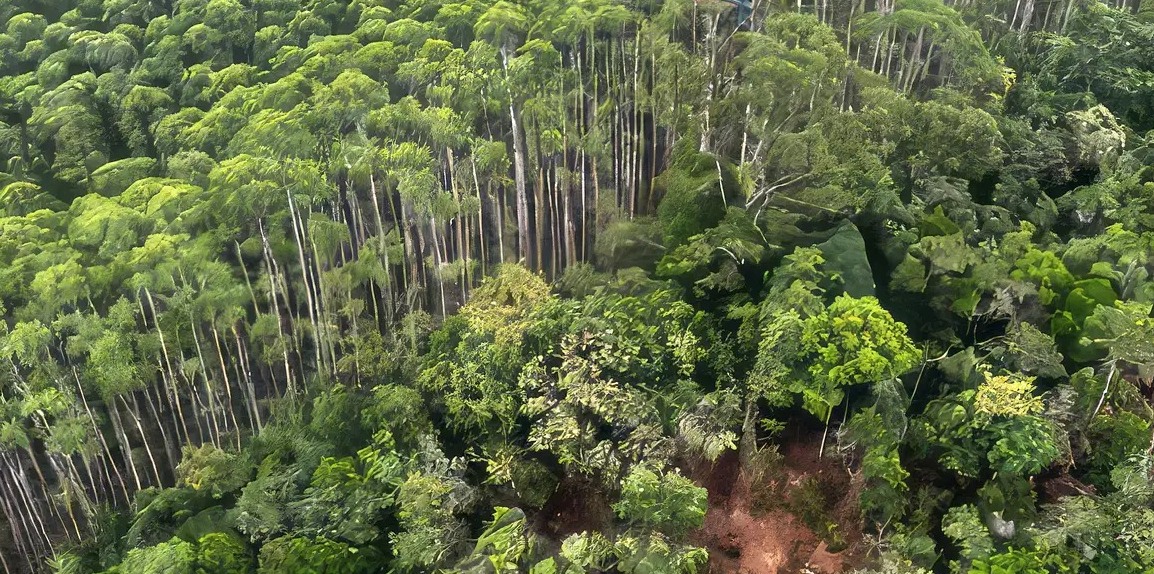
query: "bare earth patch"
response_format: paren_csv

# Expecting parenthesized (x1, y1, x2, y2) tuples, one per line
(698, 495, 817, 574)
(688, 431, 866, 574)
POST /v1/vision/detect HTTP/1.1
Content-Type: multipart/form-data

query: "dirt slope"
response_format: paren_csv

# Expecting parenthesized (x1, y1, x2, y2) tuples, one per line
(689, 432, 866, 574)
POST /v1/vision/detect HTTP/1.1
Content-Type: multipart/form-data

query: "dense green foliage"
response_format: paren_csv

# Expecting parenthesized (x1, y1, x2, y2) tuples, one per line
(2, 0, 1154, 571)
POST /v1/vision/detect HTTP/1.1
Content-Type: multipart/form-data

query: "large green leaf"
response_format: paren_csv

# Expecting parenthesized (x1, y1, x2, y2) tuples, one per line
(814, 220, 874, 297)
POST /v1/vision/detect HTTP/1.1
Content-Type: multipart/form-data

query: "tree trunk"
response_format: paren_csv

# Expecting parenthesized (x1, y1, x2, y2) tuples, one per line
(233, 326, 263, 433)
(504, 49, 531, 266)
(185, 311, 222, 448)
(0, 462, 39, 572)
(121, 395, 162, 487)
(107, 401, 143, 491)
(445, 148, 468, 293)
(429, 217, 449, 316)
(145, 287, 192, 446)
(73, 368, 128, 503)
(257, 220, 294, 397)
(367, 174, 395, 322)
(470, 156, 489, 271)
(285, 189, 323, 371)
(1020, 0, 1036, 30)
(535, 164, 546, 272)
(6, 455, 52, 559)
(142, 386, 178, 470)
(211, 326, 244, 449)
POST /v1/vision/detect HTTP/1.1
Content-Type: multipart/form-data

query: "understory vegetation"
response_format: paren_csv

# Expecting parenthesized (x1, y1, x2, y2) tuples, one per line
(2, 0, 1154, 571)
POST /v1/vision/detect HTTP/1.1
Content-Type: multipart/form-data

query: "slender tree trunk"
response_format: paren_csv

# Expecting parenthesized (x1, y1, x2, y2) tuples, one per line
(904, 27, 925, 93)
(73, 452, 101, 507)
(211, 326, 244, 449)
(918, 42, 937, 87)
(494, 181, 507, 264)
(42, 454, 75, 541)
(429, 218, 449, 316)
(58, 470, 85, 541)
(257, 220, 294, 397)
(470, 156, 489, 271)
(576, 46, 588, 262)
(135, 296, 181, 463)
(503, 48, 531, 266)
(535, 164, 546, 272)
(0, 464, 38, 573)
(549, 164, 560, 276)
(564, 166, 576, 269)
(233, 326, 263, 433)
(382, 179, 411, 312)
(870, 28, 883, 74)
(445, 148, 467, 293)
(142, 386, 178, 470)
(73, 368, 128, 502)
(367, 174, 395, 322)
(185, 312, 222, 448)
(307, 222, 339, 373)
(400, 201, 423, 310)
(8, 455, 53, 559)
(285, 189, 323, 372)
(1020, 0, 1036, 31)
(0, 514, 14, 573)
(18, 445, 56, 528)
(145, 288, 192, 446)
(121, 395, 162, 487)
(649, 49, 659, 213)
(632, 33, 642, 216)
(107, 401, 143, 491)
(1060, 0, 1076, 33)
(407, 203, 427, 310)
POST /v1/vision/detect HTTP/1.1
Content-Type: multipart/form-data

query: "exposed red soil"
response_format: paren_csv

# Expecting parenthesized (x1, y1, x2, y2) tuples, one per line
(688, 432, 867, 574)
(526, 430, 867, 574)
(697, 494, 817, 573)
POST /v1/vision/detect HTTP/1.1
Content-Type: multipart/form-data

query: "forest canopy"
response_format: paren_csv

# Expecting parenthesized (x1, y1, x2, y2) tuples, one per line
(2, 0, 1154, 572)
